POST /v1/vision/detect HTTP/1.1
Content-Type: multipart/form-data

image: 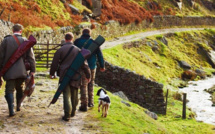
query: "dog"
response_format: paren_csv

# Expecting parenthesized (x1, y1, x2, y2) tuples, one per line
(97, 88, 111, 117)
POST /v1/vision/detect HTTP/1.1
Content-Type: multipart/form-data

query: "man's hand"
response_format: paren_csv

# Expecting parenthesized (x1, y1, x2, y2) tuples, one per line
(86, 78, 91, 83)
(50, 75, 56, 79)
(100, 68, 105, 72)
(30, 72, 35, 76)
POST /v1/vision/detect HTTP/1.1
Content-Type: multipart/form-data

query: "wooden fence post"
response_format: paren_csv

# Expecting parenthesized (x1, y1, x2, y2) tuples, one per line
(182, 93, 187, 119)
(47, 41, 49, 69)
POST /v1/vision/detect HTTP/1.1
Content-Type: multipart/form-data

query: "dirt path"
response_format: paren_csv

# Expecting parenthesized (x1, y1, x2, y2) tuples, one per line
(0, 75, 99, 134)
(101, 28, 205, 49)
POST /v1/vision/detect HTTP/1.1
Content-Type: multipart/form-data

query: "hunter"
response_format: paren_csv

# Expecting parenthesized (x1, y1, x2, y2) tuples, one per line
(74, 28, 105, 111)
(0, 24, 36, 117)
(50, 32, 91, 121)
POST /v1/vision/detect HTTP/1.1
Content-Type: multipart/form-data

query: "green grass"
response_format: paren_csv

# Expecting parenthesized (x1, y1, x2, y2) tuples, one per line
(92, 28, 215, 133)
(88, 87, 215, 134)
(0, 82, 4, 95)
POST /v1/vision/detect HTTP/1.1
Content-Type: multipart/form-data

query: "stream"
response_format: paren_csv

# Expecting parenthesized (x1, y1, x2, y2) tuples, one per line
(179, 76, 215, 125)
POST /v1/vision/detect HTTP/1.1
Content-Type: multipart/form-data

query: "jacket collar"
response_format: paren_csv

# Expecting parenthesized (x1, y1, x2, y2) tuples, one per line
(62, 42, 73, 46)
(13, 33, 22, 36)
(81, 33, 91, 39)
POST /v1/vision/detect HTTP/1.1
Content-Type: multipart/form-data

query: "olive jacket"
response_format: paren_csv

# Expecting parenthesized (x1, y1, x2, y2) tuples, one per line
(50, 42, 90, 88)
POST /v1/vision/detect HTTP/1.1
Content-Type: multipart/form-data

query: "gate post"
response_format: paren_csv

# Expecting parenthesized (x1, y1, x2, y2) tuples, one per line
(47, 41, 49, 69)
(182, 93, 187, 119)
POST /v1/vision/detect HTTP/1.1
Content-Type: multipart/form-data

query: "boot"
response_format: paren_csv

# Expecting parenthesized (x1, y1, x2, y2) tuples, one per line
(62, 116, 70, 121)
(16, 93, 23, 111)
(71, 109, 76, 117)
(63, 111, 70, 121)
(79, 105, 87, 112)
(5, 94, 15, 117)
(88, 100, 94, 107)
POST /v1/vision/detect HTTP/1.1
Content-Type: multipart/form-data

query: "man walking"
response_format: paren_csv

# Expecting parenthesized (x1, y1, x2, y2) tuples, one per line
(50, 32, 90, 121)
(74, 28, 105, 111)
(0, 24, 36, 117)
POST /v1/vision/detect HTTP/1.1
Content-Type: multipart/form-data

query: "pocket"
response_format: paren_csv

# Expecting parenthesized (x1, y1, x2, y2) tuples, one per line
(72, 72, 81, 81)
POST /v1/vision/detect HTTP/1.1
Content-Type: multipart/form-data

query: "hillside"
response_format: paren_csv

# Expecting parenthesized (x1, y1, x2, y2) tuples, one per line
(0, 0, 215, 33)
(103, 29, 215, 88)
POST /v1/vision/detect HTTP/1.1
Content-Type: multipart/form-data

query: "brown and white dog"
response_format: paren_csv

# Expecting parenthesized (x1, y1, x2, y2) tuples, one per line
(97, 88, 111, 117)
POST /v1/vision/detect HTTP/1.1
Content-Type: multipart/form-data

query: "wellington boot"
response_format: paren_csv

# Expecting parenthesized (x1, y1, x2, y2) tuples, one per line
(79, 105, 87, 112)
(16, 93, 23, 111)
(5, 94, 15, 117)
(71, 109, 76, 117)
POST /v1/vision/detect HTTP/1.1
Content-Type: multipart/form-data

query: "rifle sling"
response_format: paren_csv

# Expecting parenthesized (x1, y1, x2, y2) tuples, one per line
(82, 38, 91, 48)
(60, 46, 74, 65)
(13, 35, 27, 61)
(13, 35, 21, 46)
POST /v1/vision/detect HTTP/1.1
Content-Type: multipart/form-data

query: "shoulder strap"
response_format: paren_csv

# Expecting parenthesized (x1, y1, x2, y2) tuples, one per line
(60, 46, 74, 64)
(13, 35, 21, 46)
(82, 38, 91, 48)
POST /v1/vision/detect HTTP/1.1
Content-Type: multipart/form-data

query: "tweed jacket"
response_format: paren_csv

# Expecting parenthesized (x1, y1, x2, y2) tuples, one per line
(0, 34, 36, 80)
(50, 42, 90, 88)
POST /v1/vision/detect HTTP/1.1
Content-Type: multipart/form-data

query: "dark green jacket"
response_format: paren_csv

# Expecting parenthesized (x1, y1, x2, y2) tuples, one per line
(74, 33, 105, 70)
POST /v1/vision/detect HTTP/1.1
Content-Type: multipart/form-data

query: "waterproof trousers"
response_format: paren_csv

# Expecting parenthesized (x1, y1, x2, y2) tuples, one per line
(63, 85, 79, 118)
(88, 69, 96, 106)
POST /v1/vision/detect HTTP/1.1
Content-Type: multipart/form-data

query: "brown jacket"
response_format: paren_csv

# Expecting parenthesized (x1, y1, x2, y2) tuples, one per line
(50, 42, 90, 88)
(0, 34, 36, 80)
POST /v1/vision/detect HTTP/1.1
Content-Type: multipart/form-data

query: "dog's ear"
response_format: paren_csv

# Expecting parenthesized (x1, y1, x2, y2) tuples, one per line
(97, 89, 102, 96)
(103, 89, 107, 94)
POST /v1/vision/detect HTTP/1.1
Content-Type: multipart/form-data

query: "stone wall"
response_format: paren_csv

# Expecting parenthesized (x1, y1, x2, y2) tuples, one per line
(152, 16, 215, 28)
(0, 16, 215, 44)
(30, 16, 215, 44)
(95, 62, 166, 114)
(0, 20, 13, 41)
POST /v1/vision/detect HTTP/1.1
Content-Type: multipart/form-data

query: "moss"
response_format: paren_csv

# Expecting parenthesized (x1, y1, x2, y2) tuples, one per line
(35, 0, 71, 20)
(72, 0, 92, 13)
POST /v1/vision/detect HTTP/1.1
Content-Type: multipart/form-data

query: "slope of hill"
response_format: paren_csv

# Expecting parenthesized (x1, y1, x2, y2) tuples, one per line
(103, 29, 215, 87)
(87, 86, 215, 134)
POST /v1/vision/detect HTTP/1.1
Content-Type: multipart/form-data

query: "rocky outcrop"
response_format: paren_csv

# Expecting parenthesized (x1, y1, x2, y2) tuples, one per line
(178, 61, 191, 70)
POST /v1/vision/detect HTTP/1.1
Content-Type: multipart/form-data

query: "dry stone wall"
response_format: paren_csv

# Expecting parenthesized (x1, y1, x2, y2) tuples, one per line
(0, 16, 215, 44)
(95, 61, 166, 114)
(0, 20, 13, 41)
(31, 16, 215, 44)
